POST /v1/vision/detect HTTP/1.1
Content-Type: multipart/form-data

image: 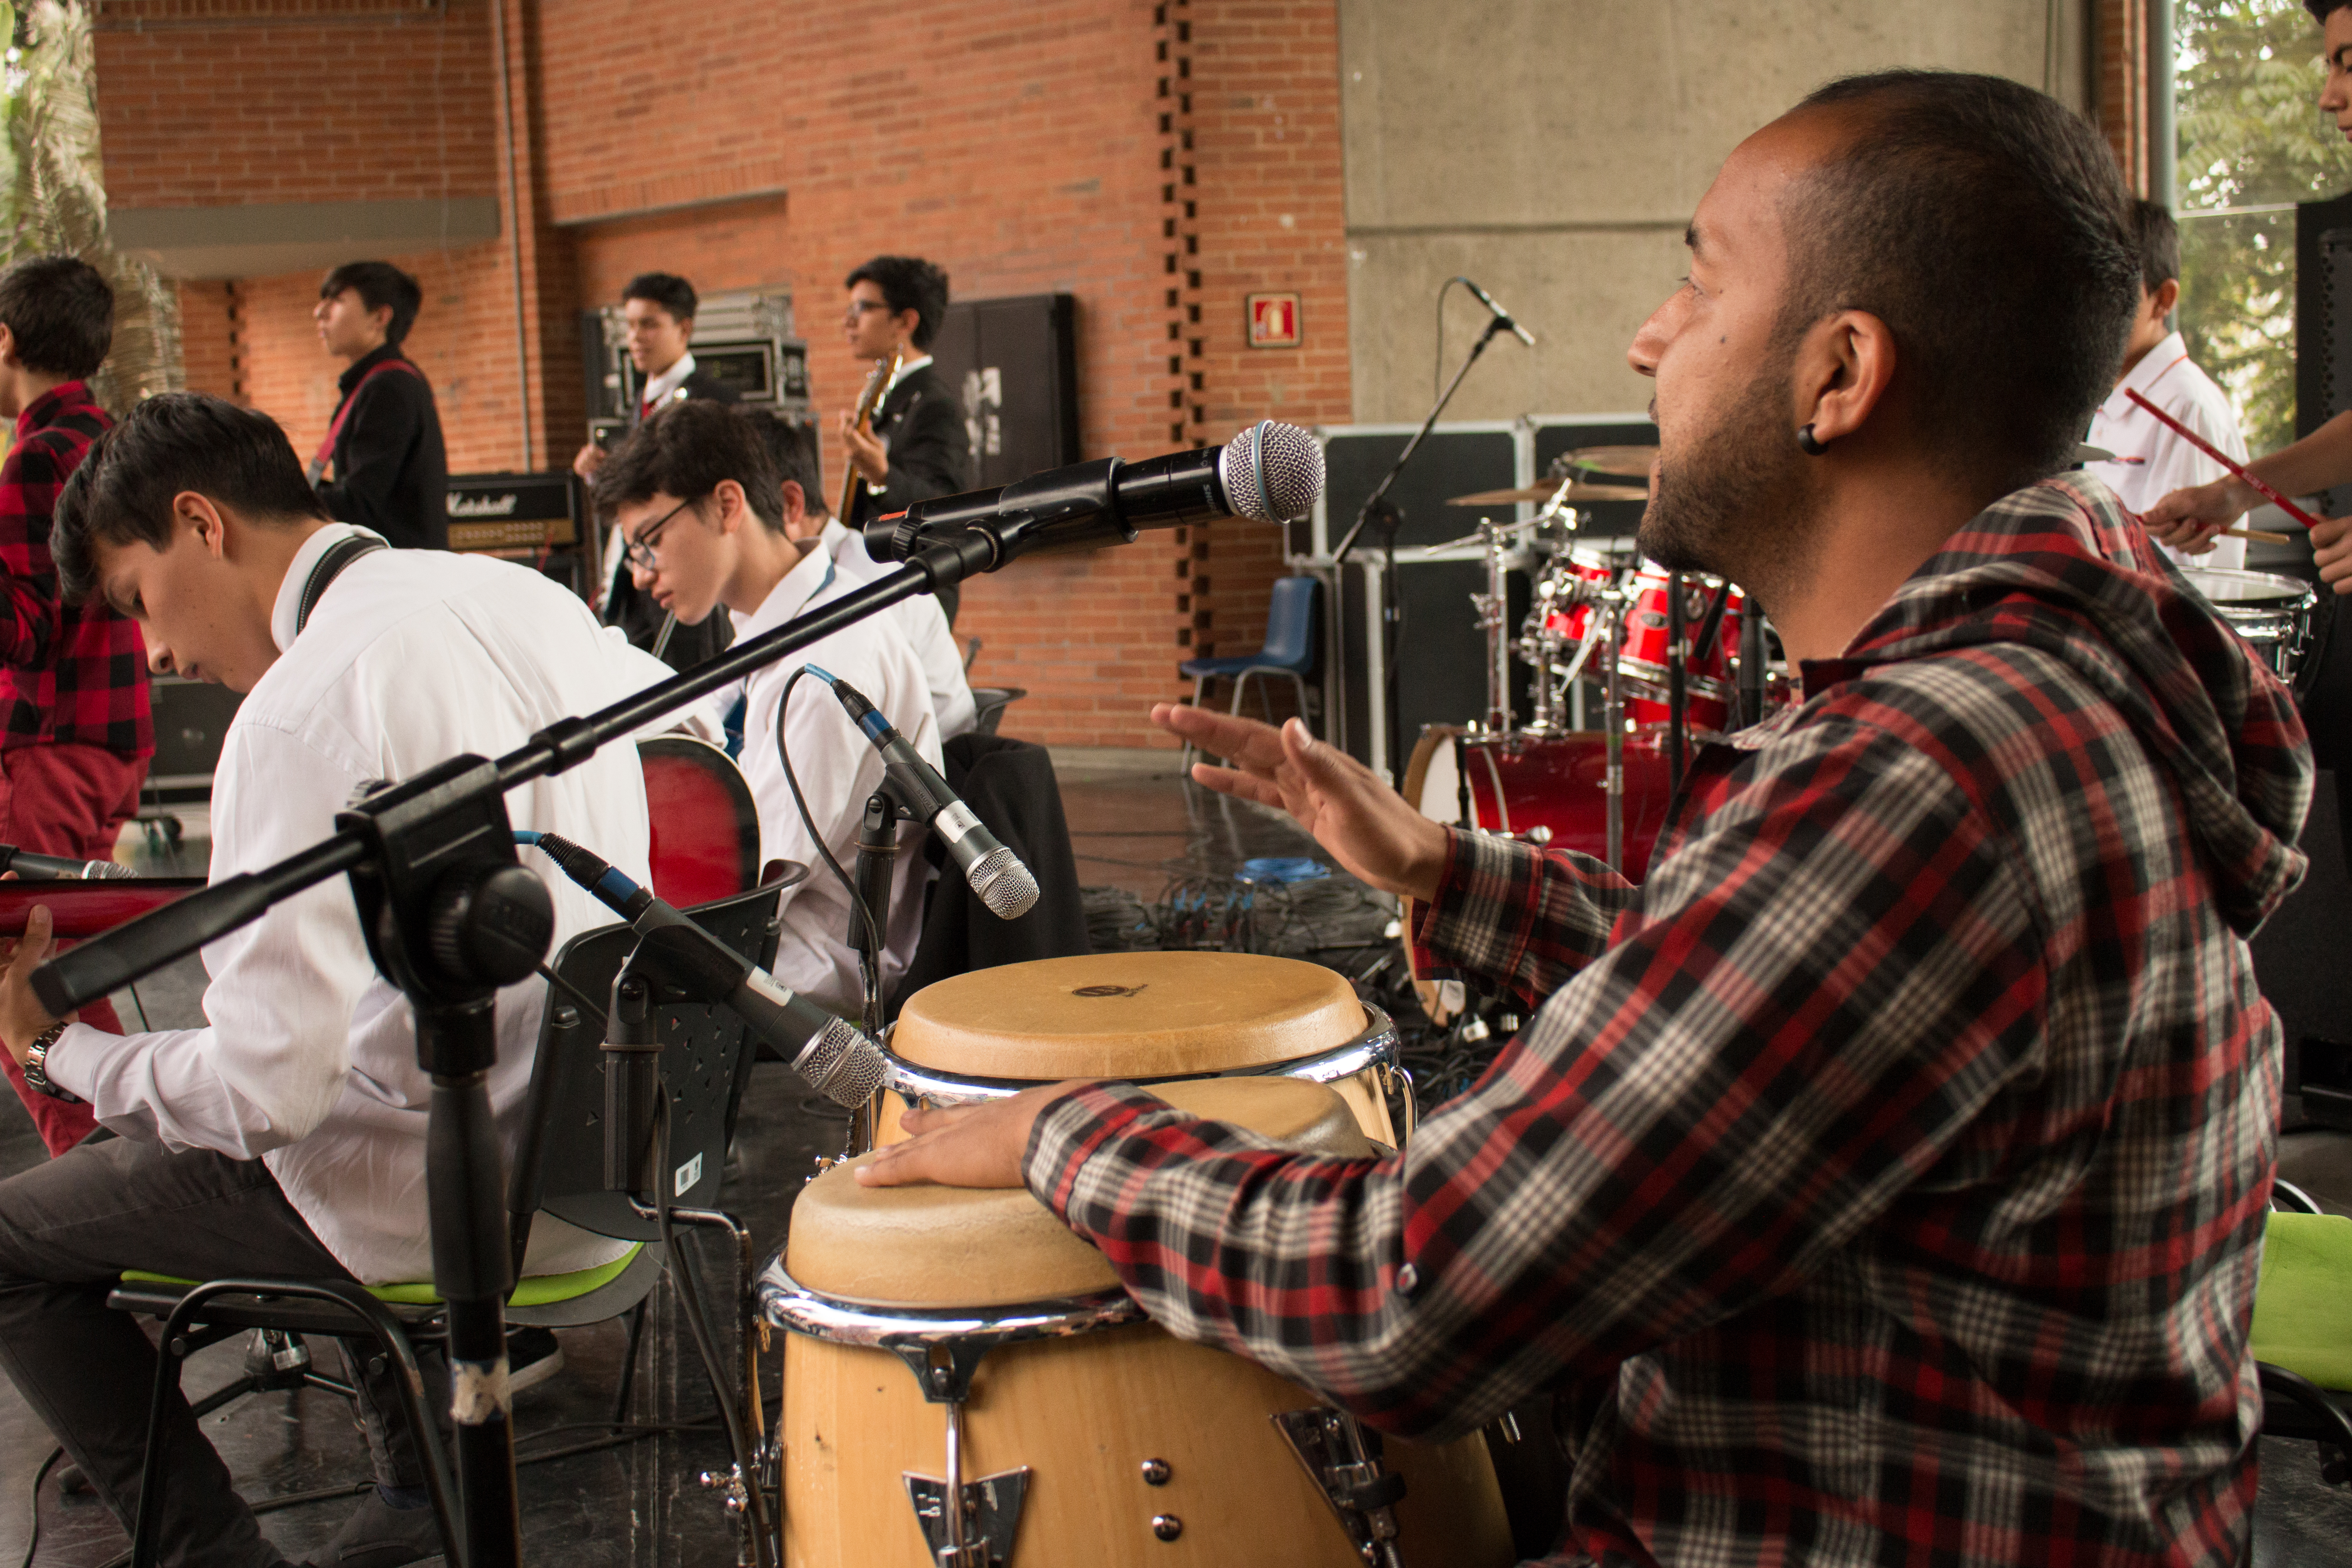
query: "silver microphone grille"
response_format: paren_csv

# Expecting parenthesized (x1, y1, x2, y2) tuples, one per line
(793, 1015, 891, 1109)
(80, 861, 136, 880)
(1219, 420, 1324, 524)
(969, 845, 1040, 919)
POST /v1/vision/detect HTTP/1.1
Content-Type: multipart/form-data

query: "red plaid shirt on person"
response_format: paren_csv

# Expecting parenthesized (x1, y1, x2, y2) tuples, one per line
(1025, 474, 2311, 1567)
(0, 381, 149, 758)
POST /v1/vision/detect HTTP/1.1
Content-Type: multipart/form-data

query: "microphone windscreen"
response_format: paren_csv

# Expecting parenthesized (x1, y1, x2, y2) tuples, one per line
(795, 1014, 891, 1108)
(968, 846, 1040, 919)
(1220, 421, 1324, 524)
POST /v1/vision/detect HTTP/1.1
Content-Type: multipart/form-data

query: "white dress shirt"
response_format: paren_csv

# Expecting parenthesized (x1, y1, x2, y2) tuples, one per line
(637, 350, 699, 420)
(728, 539, 939, 1015)
(46, 525, 664, 1285)
(2086, 331, 2251, 572)
(817, 517, 976, 738)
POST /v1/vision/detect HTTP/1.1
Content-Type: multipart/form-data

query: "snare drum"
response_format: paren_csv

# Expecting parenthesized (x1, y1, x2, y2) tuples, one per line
(2177, 566, 2318, 680)
(1403, 724, 1676, 878)
(879, 952, 1408, 1147)
(763, 1077, 1516, 1568)
(1533, 548, 1619, 645)
(1620, 565, 1742, 732)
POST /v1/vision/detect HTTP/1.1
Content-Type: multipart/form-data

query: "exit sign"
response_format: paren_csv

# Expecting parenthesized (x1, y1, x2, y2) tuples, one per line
(1247, 292, 1302, 349)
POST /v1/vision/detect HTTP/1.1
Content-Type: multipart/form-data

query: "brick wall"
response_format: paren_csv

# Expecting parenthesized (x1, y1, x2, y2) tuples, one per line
(2095, 0, 2149, 196)
(94, 0, 1351, 747)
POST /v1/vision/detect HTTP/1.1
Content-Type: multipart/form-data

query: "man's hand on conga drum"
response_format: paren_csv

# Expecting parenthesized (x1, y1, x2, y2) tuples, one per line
(2142, 476, 2254, 554)
(1149, 705, 1450, 902)
(857, 1081, 1087, 1189)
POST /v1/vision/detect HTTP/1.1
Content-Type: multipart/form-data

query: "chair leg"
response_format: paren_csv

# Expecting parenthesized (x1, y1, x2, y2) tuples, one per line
(1182, 675, 1218, 776)
(610, 1294, 650, 1429)
(1286, 674, 1312, 735)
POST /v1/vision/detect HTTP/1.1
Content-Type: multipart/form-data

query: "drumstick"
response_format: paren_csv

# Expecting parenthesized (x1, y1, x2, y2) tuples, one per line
(2226, 525, 2292, 545)
(2124, 389, 2324, 531)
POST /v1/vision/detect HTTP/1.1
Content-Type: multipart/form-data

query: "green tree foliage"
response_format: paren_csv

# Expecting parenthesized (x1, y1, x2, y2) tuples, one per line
(2177, 0, 2352, 453)
(0, 0, 179, 415)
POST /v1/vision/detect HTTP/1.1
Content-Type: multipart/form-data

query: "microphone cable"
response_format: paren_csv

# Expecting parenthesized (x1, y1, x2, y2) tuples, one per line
(774, 665, 885, 1031)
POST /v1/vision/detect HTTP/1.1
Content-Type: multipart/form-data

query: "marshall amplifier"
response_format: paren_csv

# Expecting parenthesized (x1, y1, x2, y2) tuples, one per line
(445, 471, 580, 553)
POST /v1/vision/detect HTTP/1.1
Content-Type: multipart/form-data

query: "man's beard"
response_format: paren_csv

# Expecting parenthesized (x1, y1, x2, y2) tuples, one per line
(1638, 363, 1819, 612)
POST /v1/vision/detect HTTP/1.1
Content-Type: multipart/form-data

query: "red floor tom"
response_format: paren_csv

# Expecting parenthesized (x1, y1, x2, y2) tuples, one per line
(1404, 726, 1676, 880)
(1620, 566, 1741, 733)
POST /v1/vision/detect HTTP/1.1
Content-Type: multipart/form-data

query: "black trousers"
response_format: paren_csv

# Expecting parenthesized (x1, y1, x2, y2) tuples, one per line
(0, 1135, 428, 1568)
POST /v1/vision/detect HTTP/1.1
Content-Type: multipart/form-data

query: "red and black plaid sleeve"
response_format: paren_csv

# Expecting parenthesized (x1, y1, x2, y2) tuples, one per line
(0, 384, 150, 760)
(1026, 475, 2304, 1568)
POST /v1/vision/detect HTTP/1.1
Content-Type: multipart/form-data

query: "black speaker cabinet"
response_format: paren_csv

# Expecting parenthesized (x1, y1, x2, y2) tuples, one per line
(147, 675, 243, 802)
(928, 293, 1081, 488)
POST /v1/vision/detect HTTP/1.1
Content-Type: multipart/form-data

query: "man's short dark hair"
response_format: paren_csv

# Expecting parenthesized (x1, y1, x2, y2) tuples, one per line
(622, 273, 698, 324)
(2306, 1, 2351, 24)
(845, 256, 950, 350)
(595, 399, 783, 533)
(319, 261, 423, 347)
(0, 254, 113, 381)
(2127, 199, 2180, 293)
(1786, 70, 2139, 490)
(742, 410, 826, 512)
(53, 393, 330, 603)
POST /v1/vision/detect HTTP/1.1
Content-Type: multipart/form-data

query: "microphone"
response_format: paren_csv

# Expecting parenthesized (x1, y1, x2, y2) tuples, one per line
(0, 845, 135, 880)
(1456, 277, 1538, 349)
(866, 419, 1324, 562)
(516, 831, 888, 1109)
(811, 671, 1040, 919)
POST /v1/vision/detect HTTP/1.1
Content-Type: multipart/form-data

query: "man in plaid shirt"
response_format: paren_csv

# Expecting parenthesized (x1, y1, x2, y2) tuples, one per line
(0, 256, 148, 1156)
(867, 73, 2313, 1567)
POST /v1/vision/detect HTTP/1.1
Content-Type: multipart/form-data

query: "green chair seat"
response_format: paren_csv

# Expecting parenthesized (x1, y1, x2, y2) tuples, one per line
(121, 1243, 642, 1312)
(2251, 1211, 2352, 1391)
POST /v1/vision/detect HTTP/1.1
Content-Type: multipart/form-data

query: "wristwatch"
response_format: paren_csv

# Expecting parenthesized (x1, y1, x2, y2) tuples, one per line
(23, 1021, 80, 1103)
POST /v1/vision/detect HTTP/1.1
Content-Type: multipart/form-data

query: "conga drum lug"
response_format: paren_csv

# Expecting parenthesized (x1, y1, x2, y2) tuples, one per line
(1272, 1407, 1409, 1568)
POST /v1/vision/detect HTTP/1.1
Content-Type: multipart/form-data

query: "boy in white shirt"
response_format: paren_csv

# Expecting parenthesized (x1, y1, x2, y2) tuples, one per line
(597, 400, 940, 1017)
(2085, 199, 2252, 571)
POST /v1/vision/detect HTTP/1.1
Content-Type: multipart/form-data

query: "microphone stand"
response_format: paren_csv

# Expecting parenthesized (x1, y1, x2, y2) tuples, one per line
(33, 524, 1029, 1568)
(849, 790, 900, 1039)
(1331, 312, 1513, 783)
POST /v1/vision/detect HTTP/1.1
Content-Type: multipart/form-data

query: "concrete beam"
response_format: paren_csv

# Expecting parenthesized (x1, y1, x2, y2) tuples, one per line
(108, 197, 501, 280)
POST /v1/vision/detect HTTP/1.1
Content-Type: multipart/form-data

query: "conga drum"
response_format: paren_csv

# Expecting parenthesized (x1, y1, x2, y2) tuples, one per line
(761, 1077, 1515, 1568)
(878, 951, 1409, 1147)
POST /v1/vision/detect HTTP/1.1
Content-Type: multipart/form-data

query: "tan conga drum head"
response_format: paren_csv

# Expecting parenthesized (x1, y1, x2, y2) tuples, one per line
(881, 951, 1407, 1146)
(766, 1078, 1511, 1568)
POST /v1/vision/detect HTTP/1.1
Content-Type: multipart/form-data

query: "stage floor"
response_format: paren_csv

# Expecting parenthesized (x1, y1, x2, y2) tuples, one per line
(0, 753, 2345, 1564)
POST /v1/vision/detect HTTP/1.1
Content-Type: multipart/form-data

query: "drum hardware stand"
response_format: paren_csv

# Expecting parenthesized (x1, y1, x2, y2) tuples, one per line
(1272, 1406, 1410, 1568)
(1470, 518, 1515, 743)
(1665, 571, 1687, 799)
(1334, 310, 1519, 781)
(1599, 592, 1629, 873)
(1736, 602, 1767, 733)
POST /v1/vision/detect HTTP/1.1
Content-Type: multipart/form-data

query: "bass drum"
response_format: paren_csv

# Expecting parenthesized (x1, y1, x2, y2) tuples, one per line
(1403, 725, 1676, 880)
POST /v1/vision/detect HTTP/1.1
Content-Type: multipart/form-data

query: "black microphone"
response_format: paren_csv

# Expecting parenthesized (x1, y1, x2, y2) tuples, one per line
(517, 831, 888, 1109)
(1456, 276, 1538, 349)
(865, 419, 1324, 563)
(814, 673, 1040, 920)
(0, 845, 134, 880)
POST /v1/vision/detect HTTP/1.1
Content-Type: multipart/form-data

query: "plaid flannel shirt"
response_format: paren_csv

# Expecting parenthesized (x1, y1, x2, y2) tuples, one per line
(1026, 475, 2311, 1567)
(0, 383, 149, 758)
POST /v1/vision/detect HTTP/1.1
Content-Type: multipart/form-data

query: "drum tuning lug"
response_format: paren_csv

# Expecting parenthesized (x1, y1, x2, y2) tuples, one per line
(1460, 1016, 1490, 1044)
(1140, 1457, 1172, 1485)
(1151, 1514, 1184, 1542)
(903, 1467, 1030, 1565)
(1273, 1408, 1409, 1566)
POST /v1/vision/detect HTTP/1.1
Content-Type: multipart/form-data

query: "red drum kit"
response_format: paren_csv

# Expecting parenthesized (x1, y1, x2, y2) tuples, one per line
(1405, 447, 1792, 878)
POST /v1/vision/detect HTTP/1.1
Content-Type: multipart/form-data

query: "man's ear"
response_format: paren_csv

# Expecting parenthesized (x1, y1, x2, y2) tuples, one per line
(171, 491, 232, 559)
(713, 478, 750, 535)
(2153, 277, 2182, 322)
(0, 323, 18, 371)
(1795, 309, 1898, 448)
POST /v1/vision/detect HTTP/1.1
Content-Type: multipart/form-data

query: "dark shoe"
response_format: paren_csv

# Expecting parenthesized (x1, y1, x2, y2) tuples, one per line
(304, 1489, 446, 1567)
(506, 1325, 564, 1394)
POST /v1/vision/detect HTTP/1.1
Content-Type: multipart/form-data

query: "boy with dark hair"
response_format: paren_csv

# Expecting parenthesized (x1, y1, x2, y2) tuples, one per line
(598, 399, 939, 1012)
(0, 252, 148, 1157)
(310, 259, 448, 551)
(839, 255, 970, 619)
(0, 390, 665, 1568)
(574, 270, 739, 668)
(2086, 199, 2251, 568)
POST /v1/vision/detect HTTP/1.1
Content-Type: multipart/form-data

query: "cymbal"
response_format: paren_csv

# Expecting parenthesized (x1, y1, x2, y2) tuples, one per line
(1446, 481, 1650, 507)
(1561, 445, 1659, 479)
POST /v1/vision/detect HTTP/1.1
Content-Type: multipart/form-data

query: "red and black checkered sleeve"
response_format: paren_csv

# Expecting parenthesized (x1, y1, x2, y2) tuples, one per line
(0, 435, 63, 671)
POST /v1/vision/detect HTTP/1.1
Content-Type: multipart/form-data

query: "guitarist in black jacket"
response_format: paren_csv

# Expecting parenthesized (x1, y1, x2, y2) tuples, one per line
(839, 255, 971, 622)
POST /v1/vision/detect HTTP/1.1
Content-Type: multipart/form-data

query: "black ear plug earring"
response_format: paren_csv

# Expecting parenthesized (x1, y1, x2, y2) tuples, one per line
(1796, 424, 1829, 456)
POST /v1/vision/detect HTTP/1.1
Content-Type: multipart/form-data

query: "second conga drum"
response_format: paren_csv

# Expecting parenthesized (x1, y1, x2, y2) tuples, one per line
(763, 1077, 1515, 1568)
(879, 950, 1408, 1145)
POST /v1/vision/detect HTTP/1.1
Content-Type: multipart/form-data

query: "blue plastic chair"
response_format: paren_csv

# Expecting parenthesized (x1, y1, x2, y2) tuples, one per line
(1179, 575, 1319, 767)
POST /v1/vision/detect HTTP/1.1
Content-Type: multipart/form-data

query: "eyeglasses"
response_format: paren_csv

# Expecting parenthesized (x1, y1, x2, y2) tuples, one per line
(842, 299, 893, 325)
(621, 495, 698, 570)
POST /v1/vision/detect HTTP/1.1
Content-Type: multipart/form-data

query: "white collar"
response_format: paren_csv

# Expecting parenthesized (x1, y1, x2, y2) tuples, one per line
(884, 355, 933, 398)
(640, 351, 698, 411)
(2103, 331, 2191, 416)
(270, 522, 385, 653)
(730, 538, 835, 640)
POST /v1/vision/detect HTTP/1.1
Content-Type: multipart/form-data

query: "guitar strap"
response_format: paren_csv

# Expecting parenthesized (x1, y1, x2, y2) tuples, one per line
(296, 534, 389, 638)
(306, 358, 425, 485)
